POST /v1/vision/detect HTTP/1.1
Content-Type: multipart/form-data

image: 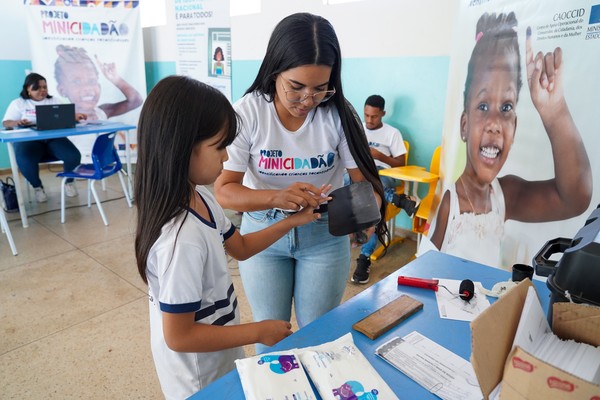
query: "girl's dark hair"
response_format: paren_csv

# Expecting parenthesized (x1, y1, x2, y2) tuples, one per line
(213, 46, 224, 61)
(20, 73, 53, 99)
(464, 12, 523, 109)
(246, 12, 389, 248)
(135, 75, 238, 284)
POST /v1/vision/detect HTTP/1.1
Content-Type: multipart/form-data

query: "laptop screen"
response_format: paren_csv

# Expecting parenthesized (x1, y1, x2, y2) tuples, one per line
(34, 104, 76, 131)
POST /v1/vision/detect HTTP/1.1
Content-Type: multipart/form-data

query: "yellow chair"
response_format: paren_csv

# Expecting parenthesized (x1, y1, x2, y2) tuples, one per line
(370, 140, 411, 261)
(412, 145, 442, 238)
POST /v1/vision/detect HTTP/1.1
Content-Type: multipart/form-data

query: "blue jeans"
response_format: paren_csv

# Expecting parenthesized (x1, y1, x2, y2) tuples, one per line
(14, 138, 81, 187)
(343, 168, 400, 257)
(238, 209, 350, 354)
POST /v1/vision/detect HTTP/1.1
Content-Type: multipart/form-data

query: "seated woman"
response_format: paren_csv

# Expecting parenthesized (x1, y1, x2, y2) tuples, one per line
(2, 72, 83, 202)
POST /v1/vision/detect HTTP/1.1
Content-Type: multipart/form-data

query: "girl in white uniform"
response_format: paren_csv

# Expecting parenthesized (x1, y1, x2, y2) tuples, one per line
(430, 12, 592, 269)
(134, 76, 325, 399)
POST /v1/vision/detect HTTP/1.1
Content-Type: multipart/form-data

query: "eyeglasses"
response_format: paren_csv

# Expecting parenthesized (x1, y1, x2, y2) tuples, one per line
(280, 78, 336, 104)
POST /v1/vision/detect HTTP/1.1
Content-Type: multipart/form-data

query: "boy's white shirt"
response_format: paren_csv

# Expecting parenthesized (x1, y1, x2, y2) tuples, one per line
(363, 122, 406, 169)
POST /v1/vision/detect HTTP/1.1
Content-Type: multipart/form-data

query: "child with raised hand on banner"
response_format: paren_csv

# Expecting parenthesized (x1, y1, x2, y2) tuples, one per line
(54, 44, 143, 120)
(429, 12, 592, 269)
(134, 75, 329, 399)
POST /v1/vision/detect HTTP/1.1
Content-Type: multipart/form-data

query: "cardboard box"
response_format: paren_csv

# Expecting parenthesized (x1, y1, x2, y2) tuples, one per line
(470, 279, 600, 399)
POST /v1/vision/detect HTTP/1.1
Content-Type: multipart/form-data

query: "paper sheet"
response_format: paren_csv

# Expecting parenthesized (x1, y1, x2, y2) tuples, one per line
(235, 351, 316, 400)
(376, 331, 482, 400)
(297, 333, 399, 400)
(434, 278, 490, 321)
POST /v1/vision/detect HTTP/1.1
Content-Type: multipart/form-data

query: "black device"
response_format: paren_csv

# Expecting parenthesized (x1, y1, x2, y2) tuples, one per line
(533, 204, 600, 322)
(458, 279, 475, 302)
(34, 104, 76, 131)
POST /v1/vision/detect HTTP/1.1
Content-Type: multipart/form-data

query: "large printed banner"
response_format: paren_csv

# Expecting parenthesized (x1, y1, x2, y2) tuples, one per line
(24, 0, 146, 162)
(171, 0, 231, 100)
(429, 0, 600, 270)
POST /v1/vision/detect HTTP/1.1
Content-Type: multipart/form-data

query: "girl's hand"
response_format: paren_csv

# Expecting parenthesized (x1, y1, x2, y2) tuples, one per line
(257, 320, 293, 346)
(273, 183, 332, 211)
(525, 26, 565, 118)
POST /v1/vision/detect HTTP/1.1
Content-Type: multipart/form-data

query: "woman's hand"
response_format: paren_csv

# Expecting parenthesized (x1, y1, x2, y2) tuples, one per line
(272, 183, 332, 211)
(256, 320, 293, 346)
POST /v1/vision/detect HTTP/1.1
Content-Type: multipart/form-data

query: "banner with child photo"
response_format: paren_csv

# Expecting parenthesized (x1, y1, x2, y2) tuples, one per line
(426, 0, 599, 271)
(24, 1, 146, 163)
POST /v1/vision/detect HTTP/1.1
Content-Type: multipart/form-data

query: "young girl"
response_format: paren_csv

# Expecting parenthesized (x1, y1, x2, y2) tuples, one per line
(134, 76, 327, 399)
(214, 13, 388, 354)
(430, 12, 592, 269)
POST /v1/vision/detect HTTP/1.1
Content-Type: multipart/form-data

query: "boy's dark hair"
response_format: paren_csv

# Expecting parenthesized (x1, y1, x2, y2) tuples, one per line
(365, 95, 385, 111)
(246, 12, 389, 248)
(463, 12, 523, 109)
(20, 73, 53, 99)
(134, 75, 238, 284)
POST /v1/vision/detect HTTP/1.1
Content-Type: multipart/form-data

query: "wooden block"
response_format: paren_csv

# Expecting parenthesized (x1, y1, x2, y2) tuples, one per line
(352, 295, 423, 340)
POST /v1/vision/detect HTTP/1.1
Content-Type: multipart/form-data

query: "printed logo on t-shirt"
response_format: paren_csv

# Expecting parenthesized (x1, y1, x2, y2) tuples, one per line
(258, 149, 336, 177)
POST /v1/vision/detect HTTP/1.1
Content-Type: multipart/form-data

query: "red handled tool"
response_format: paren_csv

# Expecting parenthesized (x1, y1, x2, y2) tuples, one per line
(397, 276, 475, 302)
(397, 276, 440, 291)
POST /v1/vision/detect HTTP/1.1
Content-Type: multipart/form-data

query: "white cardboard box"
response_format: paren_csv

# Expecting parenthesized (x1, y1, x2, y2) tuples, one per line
(470, 279, 600, 399)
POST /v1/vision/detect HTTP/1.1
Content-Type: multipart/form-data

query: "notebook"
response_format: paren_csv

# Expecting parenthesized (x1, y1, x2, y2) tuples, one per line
(34, 104, 76, 131)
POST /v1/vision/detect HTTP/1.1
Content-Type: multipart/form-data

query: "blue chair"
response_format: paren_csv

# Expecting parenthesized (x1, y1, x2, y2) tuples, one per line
(57, 131, 132, 226)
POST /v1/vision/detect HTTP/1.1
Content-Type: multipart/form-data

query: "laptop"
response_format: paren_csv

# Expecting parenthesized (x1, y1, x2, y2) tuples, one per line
(34, 104, 76, 131)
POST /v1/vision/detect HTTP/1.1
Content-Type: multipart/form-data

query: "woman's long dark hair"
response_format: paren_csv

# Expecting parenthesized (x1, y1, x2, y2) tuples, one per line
(246, 12, 389, 248)
(135, 76, 238, 284)
(20, 73, 53, 99)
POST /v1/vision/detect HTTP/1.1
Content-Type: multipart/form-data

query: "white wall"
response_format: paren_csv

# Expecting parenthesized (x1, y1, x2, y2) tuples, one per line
(230, 0, 458, 60)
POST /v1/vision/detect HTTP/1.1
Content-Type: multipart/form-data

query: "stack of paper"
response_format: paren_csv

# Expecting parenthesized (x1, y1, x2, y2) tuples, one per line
(513, 287, 600, 384)
(297, 333, 398, 400)
(376, 331, 482, 400)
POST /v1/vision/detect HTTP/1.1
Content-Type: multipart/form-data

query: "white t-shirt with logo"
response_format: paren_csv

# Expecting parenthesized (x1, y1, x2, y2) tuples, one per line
(3, 97, 61, 125)
(363, 122, 406, 169)
(225, 92, 358, 191)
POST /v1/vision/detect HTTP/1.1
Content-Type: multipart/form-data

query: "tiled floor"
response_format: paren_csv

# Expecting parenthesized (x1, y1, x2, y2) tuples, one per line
(0, 167, 416, 399)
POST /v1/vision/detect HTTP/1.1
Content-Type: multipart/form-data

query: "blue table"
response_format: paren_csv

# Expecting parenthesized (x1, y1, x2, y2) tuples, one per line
(190, 251, 550, 399)
(0, 122, 136, 227)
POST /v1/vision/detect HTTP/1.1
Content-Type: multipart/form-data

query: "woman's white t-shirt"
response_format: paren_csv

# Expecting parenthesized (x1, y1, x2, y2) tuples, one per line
(3, 97, 61, 124)
(225, 92, 358, 191)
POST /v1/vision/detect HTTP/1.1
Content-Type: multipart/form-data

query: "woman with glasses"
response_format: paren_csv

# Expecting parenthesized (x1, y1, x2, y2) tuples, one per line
(215, 12, 387, 353)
